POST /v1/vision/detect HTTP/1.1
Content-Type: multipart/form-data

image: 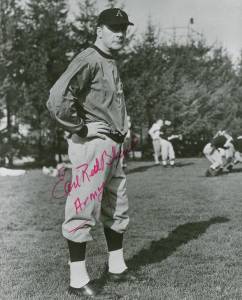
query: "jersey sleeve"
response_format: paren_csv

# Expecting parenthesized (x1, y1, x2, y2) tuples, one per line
(148, 124, 158, 139)
(47, 57, 92, 133)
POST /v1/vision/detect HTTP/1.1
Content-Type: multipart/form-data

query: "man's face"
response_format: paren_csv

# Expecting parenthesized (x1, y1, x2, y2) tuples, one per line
(98, 24, 127, 51)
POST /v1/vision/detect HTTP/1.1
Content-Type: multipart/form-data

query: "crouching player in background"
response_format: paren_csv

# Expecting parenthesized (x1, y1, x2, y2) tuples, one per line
(203, 130, 235, 177)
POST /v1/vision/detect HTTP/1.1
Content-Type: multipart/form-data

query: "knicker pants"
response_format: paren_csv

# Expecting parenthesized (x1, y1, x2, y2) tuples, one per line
(224, 142, 235, 163)
(62, 134, 129, 243)
(160, 138, 175, 163)
(203, 143, 224, 168)
(152, 139, 161, 157)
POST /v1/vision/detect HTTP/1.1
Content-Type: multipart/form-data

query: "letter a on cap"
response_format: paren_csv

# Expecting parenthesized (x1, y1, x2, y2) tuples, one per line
(116, 9, 123, 17)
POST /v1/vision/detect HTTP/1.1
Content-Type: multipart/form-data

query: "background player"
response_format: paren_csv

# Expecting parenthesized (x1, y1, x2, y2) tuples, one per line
(160, 120, 182, 167)
(148, 119, 163, 165)
(203, 130, 235, 176)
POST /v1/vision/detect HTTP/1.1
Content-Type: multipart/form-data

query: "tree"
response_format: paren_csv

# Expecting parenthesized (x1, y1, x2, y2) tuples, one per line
(70, 0, 98, 55)
(121, 20, 165, 128)
(121, 18, 241, 157)
(179, 47, 238, 138)
(19, 0, 71, 164)
(105, 0, 124, 9)
(0, 0, 26, 165)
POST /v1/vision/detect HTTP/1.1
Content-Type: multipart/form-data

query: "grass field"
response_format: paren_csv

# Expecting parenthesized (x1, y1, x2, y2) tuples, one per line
(1, 158, 242, 300)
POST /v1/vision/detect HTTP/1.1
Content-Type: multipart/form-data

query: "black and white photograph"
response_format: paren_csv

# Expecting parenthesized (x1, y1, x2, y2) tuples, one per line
(1, 0, 242, 299)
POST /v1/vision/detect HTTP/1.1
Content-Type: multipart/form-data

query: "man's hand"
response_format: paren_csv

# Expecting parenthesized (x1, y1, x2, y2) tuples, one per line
(86, 122, 110, 139)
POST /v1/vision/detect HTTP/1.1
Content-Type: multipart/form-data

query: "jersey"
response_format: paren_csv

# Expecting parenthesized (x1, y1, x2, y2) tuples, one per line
(47, 46, 128, 136)
(148, 123, 161, 140)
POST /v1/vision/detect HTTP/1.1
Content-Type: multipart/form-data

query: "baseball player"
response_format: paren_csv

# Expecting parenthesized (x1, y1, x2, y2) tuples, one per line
(160, 120, 181, 167)
(47, 8, 134, 297)
(203, 130, 235, 176)
(148, 119, 163, 164)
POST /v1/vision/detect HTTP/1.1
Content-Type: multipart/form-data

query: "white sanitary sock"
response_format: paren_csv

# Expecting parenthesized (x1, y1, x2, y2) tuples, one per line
(70, 261, 90, 288)
(170, 160, 175, 166)
(108, 248, 128, 274)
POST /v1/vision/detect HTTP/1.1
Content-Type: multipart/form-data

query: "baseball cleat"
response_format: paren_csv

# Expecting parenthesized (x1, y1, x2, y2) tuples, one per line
(225, 165, 233, 172)
(106, 269, 136, 283)
(205, 167, 222, 177)
(68, 282, 98, 297)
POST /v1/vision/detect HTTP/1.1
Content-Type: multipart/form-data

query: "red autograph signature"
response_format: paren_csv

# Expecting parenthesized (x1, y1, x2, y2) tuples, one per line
(68, 220, 89, 233)
(51, 144, 131, 199)
(74, 181, 105, 214)
(52, 141, 136, 234)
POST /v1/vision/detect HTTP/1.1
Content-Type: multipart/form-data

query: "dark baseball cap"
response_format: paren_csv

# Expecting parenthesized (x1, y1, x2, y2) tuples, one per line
(97, 8, 134, 27)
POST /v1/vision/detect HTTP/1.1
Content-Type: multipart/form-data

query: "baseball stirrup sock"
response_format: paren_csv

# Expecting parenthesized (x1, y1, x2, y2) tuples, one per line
(108, 248, 128, 274)
(104, 227, 127, 274)
(70, 261, 90, 288)
(67, 240, 86, 262)
(104, 227, 123, 251)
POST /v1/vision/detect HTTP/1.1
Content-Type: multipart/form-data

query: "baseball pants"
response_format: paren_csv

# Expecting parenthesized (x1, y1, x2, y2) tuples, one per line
(160, 138, 175, 166)
(62, 134, 129, 243)
(152, 138, 161, 163)
(234, 151, 242, 163)
(203, 143, 223, 169)
(223, 142, 235, 168)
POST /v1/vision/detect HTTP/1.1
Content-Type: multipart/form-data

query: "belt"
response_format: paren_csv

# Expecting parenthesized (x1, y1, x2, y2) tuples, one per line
(106, 129, 126, 144)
